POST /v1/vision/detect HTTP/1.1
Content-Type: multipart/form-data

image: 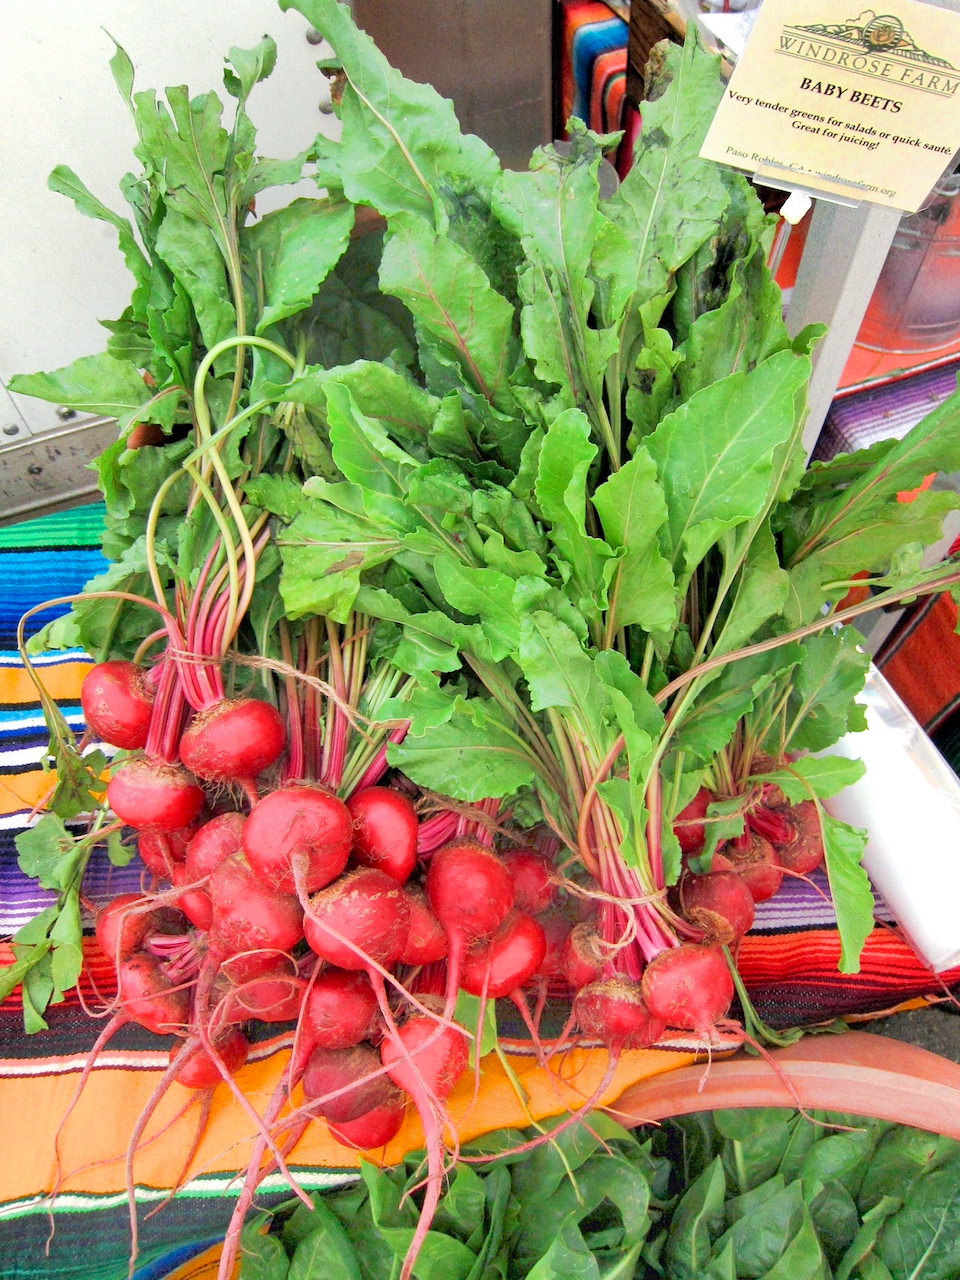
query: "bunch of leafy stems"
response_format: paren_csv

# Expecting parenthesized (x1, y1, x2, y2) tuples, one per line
(487, 559, 960, 979)
(129, 333, 960, 977)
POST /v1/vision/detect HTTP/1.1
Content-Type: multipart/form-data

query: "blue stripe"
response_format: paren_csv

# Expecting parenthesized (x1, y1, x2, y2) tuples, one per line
(132, 1237, 224, 1280)
(0, 550, 107, 641)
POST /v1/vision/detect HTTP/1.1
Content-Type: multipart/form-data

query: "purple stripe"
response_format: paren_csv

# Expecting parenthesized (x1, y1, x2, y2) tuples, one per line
(751, 867, 892, 933)
(0, 846, 148, 933)
(817, 357, 960, 460)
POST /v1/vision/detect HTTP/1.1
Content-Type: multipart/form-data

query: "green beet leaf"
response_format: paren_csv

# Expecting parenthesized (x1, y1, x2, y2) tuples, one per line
(535, 408, 615, 621)
(821, 810, 873, 974)
(155, 208, 236, 354)
(647, 351, 810, 585)
(279, 0, 500, 223)
(604, 29, 728, 323)
(380, 212, 519, 415)
(664, 1156, 726, 1280)
(388, 694, 538, 801)
(858, 1129, 959, 1216)
(288, 1201, 361, 1280)
(879, 1161, 960, 1280)
(239, 1221, 289, 1279)
(751, 755, 867, 804)
(592, 445, 676, 634)
(244, 196, 354, 332)
(48, 165, 151, 318)
(783, 629, 871, 754)
(8, 353, 152, 429)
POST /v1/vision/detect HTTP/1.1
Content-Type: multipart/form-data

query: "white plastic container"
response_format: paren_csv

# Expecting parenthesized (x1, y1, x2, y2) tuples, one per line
(824, 665, 960, 972)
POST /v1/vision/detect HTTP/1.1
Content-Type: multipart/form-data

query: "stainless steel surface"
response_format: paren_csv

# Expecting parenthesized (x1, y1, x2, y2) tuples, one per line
(0, 415, 116, 528)
(785, 199, 902, 457)
(351, 0, 553, 170)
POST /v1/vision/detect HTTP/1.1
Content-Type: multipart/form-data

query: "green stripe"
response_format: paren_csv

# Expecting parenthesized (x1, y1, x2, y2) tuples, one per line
(0, 503, 105, 550)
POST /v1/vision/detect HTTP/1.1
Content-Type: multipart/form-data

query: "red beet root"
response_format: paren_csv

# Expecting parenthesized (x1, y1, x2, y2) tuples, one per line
(231, 972, 306, 1022)
(502, 848, 555, 915)
(347, 787, 418, 884)
(174, 812, 246, 930)
(574, 977, 665, 1049)
(304, 968, 379, 1049)
(771, 800, 824, 875)
(561, 922, 604, 990)
(172, 861, 213, 931)
(209, 852, 304, 955)
(426, 840, 514, 948)
(81, 660, 154, 750)
(679, 871, 755, 945)
(461, 911, 546, 999)
(243, 784, 351, 895)
(381, 1011, 468, 1102)
(96, 894, 154, 963)
(118, 953, 190, 1034)
(673, 787, 713, 854)
(537, 910, 573, 981)
(220, 949, 295, 986)
(304, 868, 410, 971)
(108, 758, 205, 833)
(302, 1042, 396, 1123)
(715, 833, 783, 902)
(172, 1030, 248, 1088)
(328, 1095, 405, 1149)
(179, 698, 286, 794)
(398, 885, 448, 966)
(640, 944, 734, 1033)
(138, 819, 202, 879)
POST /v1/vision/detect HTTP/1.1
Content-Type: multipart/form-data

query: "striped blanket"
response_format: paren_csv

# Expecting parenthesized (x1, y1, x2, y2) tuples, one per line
(559, 1, 629, 136)
(1, 504, 957, 1280)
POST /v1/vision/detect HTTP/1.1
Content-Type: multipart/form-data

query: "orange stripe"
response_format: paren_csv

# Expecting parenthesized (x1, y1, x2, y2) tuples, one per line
(0, 660, 90, 705)
(165, 1243, 234, 1280)
(0, 1040, 698, 1202)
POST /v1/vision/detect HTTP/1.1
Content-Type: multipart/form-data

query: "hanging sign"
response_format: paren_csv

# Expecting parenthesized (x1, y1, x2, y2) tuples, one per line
(699, 0, 960, 210)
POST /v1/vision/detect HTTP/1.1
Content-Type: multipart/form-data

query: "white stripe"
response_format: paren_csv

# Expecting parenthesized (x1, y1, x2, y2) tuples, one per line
(0, 1170, 358, 1220)
(0, 714, 84, 731)
(0, 741, 115, 769)
(0, 650, 90, 668)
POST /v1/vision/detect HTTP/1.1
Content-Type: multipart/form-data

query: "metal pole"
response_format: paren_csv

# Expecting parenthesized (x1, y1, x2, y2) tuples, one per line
(785, 200, 902, 457)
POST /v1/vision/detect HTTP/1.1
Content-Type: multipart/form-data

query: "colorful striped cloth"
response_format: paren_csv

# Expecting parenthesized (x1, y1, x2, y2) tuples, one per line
(814, 358, 960, 462)
(1, 503, 958, 1280)
(559, 1, 628, 135)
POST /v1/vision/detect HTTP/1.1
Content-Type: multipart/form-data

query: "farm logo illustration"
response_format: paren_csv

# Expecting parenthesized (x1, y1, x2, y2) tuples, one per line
(778, 9, 960, 94)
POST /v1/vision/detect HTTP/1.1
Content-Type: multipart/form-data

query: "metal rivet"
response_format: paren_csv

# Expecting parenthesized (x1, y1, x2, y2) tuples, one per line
(306, 26, 323, 44)
(2, 424, 19, 436)
(55, 406, 77, 422)
(27, 464, 42, 475)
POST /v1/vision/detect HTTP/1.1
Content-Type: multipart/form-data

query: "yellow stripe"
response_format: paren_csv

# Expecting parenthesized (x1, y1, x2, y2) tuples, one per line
(0, 660, 90, 706)
(0, 1042, 696, 1204)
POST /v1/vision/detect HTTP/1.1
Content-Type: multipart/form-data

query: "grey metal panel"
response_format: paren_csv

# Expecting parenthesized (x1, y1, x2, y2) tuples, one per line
(351, 0, 553, 169)
(0, 416, 117, 528)
(785, 200, 902, 458)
